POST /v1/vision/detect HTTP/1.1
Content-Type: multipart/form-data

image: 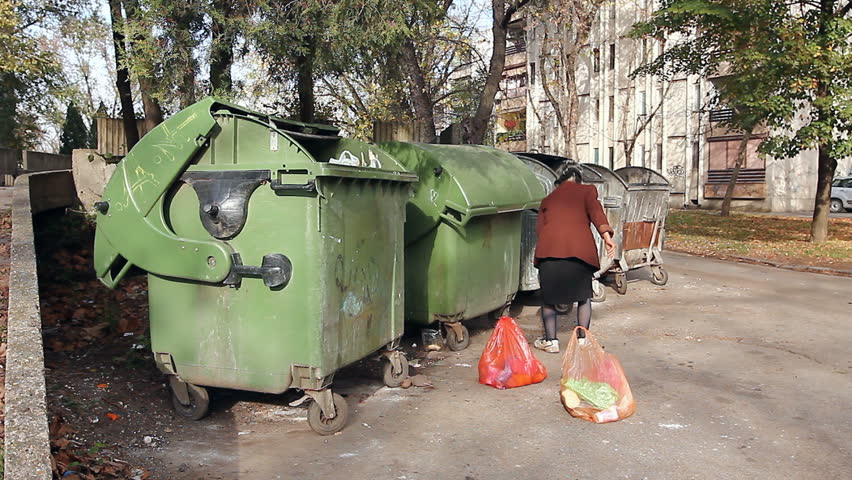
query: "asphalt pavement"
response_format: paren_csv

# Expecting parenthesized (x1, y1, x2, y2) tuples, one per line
(148, 252, 851, 480)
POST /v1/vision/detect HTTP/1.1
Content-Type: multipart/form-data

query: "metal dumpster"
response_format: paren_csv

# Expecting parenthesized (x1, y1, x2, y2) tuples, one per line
(515, 155, 557, 292)
(615, 166, 671, 287)
(93, 97, 416, 434)
(379, 143, 545, 350)
(516, 155, 615, 302)
(581, 163, 632, 294)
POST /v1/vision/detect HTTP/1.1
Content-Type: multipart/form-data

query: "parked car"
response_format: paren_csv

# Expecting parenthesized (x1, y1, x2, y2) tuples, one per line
(831, 176, 852, 213)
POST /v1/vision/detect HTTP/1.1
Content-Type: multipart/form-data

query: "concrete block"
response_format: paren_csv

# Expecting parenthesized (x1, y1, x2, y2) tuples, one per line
(72, 149, 116, 212)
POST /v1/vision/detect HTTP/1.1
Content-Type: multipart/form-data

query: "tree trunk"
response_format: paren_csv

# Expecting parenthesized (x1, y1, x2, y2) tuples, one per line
(400, 40, 437, 143)
(210, 0, 235, 93)
(720, 129, 752, 217)
(810, 4, 837, 243)
(108, 0, 139, 150)
(466, 1, 511, 144)
(810, 144, 837, 242)
(124, 0, 164, 130)
(539, 30, 570, 155)
(295, 39, 316, 124)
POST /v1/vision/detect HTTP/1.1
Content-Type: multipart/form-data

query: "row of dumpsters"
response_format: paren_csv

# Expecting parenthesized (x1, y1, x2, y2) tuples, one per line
(93, 98, 670, 434)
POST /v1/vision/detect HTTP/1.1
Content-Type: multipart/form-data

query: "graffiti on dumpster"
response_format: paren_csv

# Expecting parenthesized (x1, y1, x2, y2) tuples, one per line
(329, 150, 383, 169)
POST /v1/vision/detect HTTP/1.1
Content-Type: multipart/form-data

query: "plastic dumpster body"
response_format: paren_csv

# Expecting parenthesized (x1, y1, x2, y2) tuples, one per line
(93, 98, 416, 434)
(614, 166, 671, 287)
(380, 143, 545, 350)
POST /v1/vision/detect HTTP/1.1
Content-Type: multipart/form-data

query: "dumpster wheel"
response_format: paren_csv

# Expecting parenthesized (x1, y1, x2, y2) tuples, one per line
(308, 392, 349, 436)
(555, 304, 572, 314)
(382, 354, 410, 388)
(444, 323, 470, 351)
(170, 383, 210, 421)
(650, 266, 669, 286)
(614, 273, 627, 295)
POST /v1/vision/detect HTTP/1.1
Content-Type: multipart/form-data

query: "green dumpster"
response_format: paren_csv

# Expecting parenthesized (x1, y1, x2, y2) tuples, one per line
(379, 143, 545, 350)
(93, 98, 416, 434)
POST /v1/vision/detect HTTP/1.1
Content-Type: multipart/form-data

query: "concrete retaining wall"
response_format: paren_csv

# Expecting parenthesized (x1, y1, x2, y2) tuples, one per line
(0, 149, 72, 186)
(4, 170, 77, 480)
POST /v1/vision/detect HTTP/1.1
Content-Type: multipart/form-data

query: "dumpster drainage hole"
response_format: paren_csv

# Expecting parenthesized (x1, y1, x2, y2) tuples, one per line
(207, 256, 217, 267)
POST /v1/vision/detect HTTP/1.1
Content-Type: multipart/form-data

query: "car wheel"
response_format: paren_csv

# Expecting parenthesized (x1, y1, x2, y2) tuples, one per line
(830, 198, 843, 213)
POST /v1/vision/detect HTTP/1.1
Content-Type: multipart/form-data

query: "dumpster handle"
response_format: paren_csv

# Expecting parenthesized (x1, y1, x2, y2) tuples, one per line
(270, 179, 317, 193)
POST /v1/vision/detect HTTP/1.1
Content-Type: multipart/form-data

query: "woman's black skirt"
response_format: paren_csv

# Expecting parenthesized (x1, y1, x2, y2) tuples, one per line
(537, 257, 597, 305)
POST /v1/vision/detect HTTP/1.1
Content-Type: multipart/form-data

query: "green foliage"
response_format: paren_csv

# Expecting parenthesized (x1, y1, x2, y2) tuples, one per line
(0, 0, 74, 149)
(59, 102, 89, 154)
(631, 0, 852, 160)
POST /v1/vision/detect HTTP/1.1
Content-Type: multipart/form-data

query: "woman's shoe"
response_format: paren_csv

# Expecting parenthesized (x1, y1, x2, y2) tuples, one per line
(533, 337, 560, 353)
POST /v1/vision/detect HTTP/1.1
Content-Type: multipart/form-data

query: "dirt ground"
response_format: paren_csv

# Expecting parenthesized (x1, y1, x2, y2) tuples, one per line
(33, 211, 851, 479)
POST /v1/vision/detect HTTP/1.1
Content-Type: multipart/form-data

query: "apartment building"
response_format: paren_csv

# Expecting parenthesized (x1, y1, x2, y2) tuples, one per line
(501, 2, 850, 212)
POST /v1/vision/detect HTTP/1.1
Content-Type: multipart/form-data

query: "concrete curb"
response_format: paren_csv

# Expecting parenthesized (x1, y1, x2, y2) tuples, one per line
(4, 171, 76, 480)
(668, 249, 852, 277)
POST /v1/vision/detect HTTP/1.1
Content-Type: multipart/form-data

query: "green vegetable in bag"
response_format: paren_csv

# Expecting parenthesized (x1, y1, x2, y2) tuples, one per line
(564, 378, 619, 410)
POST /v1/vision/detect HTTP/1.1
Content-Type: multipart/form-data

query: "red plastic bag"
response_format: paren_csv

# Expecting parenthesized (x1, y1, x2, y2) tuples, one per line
(560, 327, 635, 423)
(479, 317, 547, 389)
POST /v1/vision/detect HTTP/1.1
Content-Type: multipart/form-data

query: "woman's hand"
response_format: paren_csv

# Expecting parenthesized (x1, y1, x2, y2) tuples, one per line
(603, 232, 616, 258)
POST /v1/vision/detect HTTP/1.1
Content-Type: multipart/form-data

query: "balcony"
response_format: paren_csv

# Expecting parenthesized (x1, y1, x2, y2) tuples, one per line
(496, 131, 527, 152)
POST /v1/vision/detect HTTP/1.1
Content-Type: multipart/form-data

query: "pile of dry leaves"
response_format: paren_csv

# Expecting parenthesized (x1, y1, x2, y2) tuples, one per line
(666, 210, 852, 271)
(1, 210, 11, 451)
(34, 212, 156, 479)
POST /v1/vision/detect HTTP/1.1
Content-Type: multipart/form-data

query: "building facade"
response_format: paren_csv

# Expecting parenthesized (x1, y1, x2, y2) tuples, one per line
(497, 2, 851, 212)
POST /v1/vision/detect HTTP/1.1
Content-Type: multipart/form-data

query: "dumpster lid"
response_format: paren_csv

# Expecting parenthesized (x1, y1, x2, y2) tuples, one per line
(380, 142, 545, 238)
(582, 163, 629, 191)
(210, 99, 341, 137)
(615, 166, 671, 189)
(515, 156, 557, 198)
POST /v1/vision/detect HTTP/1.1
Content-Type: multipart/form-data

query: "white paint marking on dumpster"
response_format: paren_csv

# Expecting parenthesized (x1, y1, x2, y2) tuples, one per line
(658, 423, 688, 430)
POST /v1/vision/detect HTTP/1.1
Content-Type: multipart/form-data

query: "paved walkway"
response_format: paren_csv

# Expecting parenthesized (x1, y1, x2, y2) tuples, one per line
(145, 253, 851, 479)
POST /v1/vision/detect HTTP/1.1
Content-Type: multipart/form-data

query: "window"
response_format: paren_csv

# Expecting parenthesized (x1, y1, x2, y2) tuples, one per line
(656, 143, 663, 171)
(609, 44, 616, 70)
(608, 95, 615, 121)
(610, 2, 616, 18)
(692, 141, 700, 169)
(642, 39, 648, 63)
(608, 147, 615, 169)
(640, 91, 647, 115)
(639, 144, 645, 167)
(594, 99, 600, 120)
(593, 49, 600, 73)
(594, 148, 600, 165)
(530, 62, 536, 85)
(695, 83, 702, 111)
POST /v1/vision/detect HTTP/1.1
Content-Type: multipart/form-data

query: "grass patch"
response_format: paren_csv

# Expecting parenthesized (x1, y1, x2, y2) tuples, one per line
(666, 210, 852, 270)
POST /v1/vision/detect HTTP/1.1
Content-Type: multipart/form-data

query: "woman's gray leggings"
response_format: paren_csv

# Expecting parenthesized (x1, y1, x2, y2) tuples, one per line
(541, 299, 591, 341)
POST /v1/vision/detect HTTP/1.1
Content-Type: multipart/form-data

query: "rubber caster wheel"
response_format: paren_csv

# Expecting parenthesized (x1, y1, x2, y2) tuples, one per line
(382, 354, 409, 387)
(614, 273, 627, 295)
(554, 304, 572, 314)
(444, 324, 470, 351)
(171, 383, 210, 421)
(591, 280, 607, 303)
(650, 266, 669, 286)
(308, 393, 349, 436)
